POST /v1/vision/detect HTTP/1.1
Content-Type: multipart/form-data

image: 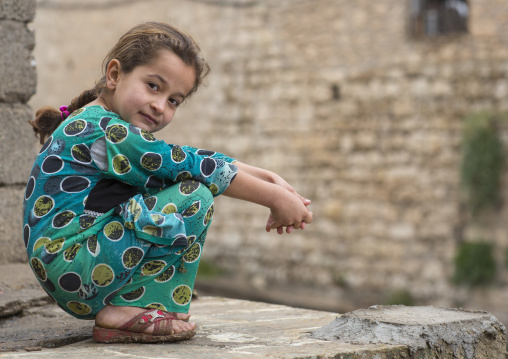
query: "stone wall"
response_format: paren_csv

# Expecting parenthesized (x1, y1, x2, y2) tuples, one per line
(167, 0, 508, 304)
(14, 0, 508, 317)
(0, 0, 37, 263)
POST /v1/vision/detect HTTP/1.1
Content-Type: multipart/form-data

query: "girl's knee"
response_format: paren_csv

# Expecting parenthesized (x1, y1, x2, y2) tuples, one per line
(182, 180, 214, 203)
(150, 180, 214, 214)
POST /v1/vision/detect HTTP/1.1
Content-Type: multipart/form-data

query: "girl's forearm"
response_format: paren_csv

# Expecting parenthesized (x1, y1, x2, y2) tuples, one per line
(223, 169, 282, 208)
(223, 168, 313, 230)
(233, 161, 276, 183)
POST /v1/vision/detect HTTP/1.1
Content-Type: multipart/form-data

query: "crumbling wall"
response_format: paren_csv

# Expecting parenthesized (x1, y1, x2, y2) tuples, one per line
(179, 0, 508, 305)
(0, 0, 37, 263)
(18, 0, 508, 319)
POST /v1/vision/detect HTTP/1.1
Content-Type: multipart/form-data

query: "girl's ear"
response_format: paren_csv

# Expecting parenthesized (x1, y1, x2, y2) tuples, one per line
(105, 59, 122, 90)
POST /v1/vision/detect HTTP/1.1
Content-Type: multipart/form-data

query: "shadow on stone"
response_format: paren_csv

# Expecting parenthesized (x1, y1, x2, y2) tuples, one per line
(0, 304, 94, 352)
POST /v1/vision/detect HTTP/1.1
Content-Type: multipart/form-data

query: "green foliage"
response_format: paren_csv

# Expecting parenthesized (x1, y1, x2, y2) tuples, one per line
(453, 241, 496, 286)
(332, 270, 349, 288)
(384, 289, 415, 306)
(197, 259, 225, 278)
(460, 112, 505, 215)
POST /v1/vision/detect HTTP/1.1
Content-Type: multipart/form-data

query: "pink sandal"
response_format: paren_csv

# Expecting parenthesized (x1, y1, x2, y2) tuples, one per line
(92, 309, 196, 343)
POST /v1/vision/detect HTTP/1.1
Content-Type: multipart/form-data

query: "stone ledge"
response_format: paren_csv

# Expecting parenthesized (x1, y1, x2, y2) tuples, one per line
(0, 288, 53, 317)
(2, 296, 507, 358)
(1, 263, 506, 358)
(1, 297, 408, 359)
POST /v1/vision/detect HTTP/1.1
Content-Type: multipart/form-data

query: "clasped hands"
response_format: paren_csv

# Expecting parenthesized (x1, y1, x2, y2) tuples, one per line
(265, 176, 313, 235)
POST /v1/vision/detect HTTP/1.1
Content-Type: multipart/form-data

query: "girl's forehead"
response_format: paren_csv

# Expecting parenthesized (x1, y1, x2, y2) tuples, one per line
(136, 50, 196, 95)
(141, 51, 183, 71)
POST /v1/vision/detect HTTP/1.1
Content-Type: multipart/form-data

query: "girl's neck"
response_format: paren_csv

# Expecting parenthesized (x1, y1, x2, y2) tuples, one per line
(85, 96, 110, 111)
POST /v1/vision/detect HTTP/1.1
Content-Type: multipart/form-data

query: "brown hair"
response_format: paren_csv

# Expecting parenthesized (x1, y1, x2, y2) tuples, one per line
(30, 22, 210, 144)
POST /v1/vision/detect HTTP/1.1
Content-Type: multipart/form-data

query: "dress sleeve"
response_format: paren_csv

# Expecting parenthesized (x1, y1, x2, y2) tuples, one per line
(180, 145, 237, 164)
(91, 119, 237, 197)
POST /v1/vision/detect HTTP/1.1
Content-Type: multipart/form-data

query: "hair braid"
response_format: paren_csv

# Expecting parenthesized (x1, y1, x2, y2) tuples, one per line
(29, 84, 102, 144)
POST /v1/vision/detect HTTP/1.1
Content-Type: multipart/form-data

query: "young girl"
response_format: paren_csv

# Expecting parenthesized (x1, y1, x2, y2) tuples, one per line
(24, 22, 312, 343)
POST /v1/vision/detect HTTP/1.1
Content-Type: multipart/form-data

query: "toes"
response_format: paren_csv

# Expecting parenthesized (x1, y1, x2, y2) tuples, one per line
(178, 313, 191, 321)
(169, 312, 191, 321)
(171, 320, 195, 333)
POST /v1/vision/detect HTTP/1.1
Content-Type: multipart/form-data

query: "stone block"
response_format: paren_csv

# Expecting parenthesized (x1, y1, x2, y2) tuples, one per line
(0, 0, 36, 22)
(0, 104, 37, 184)
(0, 20, 36, 103)
(312, 305, 507, 358)
(0, 186, 28, 264)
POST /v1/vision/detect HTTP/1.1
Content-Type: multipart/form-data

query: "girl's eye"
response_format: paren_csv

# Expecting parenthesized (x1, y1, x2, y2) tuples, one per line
(169, 98, 181, 107)
(148, 82, 159, 91)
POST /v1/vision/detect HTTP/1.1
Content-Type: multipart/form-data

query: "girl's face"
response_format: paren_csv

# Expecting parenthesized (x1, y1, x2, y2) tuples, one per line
(104, 50, 196, 133)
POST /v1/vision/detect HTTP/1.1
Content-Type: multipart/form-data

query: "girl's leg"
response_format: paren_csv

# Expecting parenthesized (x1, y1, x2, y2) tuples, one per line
(96, 180, 214, 333)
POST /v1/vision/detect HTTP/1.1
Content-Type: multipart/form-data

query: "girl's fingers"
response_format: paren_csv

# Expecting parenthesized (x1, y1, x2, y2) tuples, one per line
(266, 213, 275, 231)
(268, 219, 282, 230)
(294, 192, 311, 206)
(303, 210, 313, 224)
(292, 221, 302, 230)
(266, 216, 274, 232)
(268, 222, 307, 233)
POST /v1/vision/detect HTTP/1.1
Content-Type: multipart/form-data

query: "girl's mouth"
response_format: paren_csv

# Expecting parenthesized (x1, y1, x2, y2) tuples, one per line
(141, 113, 157, 125)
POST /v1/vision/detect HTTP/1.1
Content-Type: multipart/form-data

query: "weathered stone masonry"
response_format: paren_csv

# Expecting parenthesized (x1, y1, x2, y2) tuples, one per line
(0, 0, 37, 263)
(182, 0, 508, 305)
(7, 0, 508, 319)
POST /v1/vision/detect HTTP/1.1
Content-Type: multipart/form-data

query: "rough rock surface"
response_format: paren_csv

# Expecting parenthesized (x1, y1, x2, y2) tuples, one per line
(0, 304, 94, 352)
(0, 263, 95, 352)
(0, 0, 36, 21)
(311, 305, 507, 358)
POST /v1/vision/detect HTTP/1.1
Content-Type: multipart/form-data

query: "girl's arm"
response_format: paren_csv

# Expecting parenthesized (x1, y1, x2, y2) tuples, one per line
(233, 162, 275, 182)
(234, 162, 311, 233)
(223, 168, 313, 233)
(235, 162, 310, 203)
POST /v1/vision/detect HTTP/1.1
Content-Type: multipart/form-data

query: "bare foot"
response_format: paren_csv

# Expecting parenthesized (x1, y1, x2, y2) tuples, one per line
(168, 312, 191, 321)
(95, 305, 195, 334)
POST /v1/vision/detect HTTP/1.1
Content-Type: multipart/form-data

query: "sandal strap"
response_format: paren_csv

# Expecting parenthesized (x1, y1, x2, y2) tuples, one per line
(153, 317, 174, 336)
(119, 309, 175, 334)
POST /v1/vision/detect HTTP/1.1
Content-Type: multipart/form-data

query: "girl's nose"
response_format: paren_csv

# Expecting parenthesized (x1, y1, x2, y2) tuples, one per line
(151, 97, 165, 113)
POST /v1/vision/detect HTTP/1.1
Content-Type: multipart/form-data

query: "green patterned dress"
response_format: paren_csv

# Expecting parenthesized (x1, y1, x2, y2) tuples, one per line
(23, 106, 237, 319)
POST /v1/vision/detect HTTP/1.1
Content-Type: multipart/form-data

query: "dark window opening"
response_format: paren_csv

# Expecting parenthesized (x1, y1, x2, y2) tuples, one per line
(331, 84, 341, 101)
(409, 0, 469, 37)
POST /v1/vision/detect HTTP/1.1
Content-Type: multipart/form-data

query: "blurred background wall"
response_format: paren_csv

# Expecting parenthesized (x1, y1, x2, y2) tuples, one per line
(0, 0, 37, 263)
(5, 0, 508, 325)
